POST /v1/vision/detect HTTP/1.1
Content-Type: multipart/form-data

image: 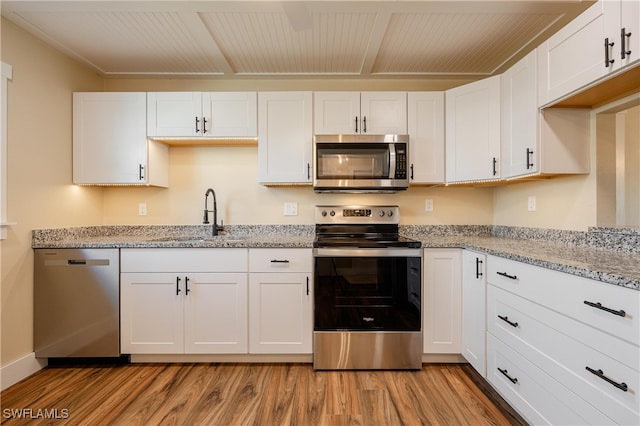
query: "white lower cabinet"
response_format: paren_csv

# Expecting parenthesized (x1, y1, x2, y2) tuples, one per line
(120, 248, 248, 355)
(423, 249, 462, 354)
(461, 250, 486, 376)
(486, 255, 640, 425)
(248, 249, 313, 354)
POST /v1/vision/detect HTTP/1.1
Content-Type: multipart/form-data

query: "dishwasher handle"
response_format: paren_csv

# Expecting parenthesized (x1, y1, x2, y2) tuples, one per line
(67, 259, 87, 265)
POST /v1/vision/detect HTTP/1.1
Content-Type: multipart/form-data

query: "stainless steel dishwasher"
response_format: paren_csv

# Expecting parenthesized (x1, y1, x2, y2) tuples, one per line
(34, 248, 120, 358)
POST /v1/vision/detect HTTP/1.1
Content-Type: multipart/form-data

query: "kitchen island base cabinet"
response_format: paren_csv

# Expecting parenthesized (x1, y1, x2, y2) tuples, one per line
(120, 248, 249, 355)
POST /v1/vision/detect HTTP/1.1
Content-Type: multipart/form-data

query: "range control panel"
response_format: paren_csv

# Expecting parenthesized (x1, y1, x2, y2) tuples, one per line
(315, 205, 400, 224)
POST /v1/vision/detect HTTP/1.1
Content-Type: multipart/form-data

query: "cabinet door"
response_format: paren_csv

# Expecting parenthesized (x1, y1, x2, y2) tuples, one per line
(423, 249, 462, 354)
(619, 0, 640, 68)
(203, 92, 257, 137)
(313, 92, 361, 134)
(249, 273, 312, 354)
(360, 92, 407, 134)
(73, 92, 147, 185)
(461, 250, 486, 376)
(147, 92, 202, 137)
(502, 51, 538, 178)
(258, 92, 313, 184)
(121, 273, 184, 354)
(183, 273, 248, 354)
(538, 2, 609, 106)
(407, 92, 445, 184)
(445, 76, 501, 182)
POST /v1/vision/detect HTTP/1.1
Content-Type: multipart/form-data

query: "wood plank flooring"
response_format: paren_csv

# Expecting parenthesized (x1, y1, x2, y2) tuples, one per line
(1, 362, 526, 425)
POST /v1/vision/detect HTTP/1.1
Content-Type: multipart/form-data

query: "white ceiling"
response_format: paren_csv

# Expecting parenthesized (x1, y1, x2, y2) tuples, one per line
(1, 1, 594, 79)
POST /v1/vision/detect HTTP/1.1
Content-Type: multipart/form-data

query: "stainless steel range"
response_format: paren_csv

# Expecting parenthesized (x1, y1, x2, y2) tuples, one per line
(313, 205, 422, 370)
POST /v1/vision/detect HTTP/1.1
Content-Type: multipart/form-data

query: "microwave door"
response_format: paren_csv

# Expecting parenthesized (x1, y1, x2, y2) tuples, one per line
(316, 144, 390, 180)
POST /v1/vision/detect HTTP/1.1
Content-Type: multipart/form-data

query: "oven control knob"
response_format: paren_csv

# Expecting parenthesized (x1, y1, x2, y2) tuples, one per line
(330, 210, 336, 217)
(321, 210, 327, 217)
(378, 210, 385, 217)
(388, 210, 394, 217)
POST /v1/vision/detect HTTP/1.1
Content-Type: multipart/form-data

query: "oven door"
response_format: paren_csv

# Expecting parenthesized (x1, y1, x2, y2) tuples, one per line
(313, 248, 421, 332)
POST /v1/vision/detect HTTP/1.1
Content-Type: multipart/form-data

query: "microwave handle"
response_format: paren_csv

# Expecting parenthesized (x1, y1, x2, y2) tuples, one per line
(389, 143, 397, 179)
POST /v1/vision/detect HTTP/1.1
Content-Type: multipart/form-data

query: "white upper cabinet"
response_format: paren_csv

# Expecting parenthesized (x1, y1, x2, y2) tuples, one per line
(538, 0, 640, 106)
(407, 92, 445, 184)
(314, 92, 407, 134)
(73, 92, 168, 187)
(502, 51, 590, 179)
(147, 91, 257, 138)
(258, 92, 313, 184)
(445, 76, 501, 183)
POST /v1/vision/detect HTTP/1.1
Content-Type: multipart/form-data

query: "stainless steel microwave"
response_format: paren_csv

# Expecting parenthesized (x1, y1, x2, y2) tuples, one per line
(313, 134, 410, 193)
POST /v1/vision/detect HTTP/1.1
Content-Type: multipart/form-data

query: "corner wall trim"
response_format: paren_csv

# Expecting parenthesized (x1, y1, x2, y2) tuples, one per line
(1, 352, 47, 391)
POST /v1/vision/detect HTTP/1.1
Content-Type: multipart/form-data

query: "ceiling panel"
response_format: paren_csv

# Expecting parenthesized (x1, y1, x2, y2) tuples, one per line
(11, 10, 224, 74)
(200, 11, 377, 74)
(0, 1, 595, 79)
(373, 12, 560, 74)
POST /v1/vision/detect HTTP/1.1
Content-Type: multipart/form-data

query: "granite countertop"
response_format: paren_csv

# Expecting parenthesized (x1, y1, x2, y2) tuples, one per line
(32, 224, 640, 291)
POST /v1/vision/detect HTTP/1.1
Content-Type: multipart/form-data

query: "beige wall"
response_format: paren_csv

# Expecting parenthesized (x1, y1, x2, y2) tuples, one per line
(1, 18, 104, 366)
(0, 16, 604, 368)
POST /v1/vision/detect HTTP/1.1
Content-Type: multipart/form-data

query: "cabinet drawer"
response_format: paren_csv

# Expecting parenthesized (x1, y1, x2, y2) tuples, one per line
(249, 248, 312, 273)
(121, 248, 248, 273)
(488, 285, 640, 425)
(487, 255, 639, 345)
(487, 333, 614, 425)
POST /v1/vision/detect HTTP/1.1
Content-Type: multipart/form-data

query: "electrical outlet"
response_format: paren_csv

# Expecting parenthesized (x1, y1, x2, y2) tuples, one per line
(425, 199, 434, 212)
(283, 202, 298, 216)
(138, 202, 147, 216)
(527, 196, 536, 212)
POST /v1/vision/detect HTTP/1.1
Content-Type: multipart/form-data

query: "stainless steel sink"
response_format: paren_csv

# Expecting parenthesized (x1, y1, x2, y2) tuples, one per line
(149, 236, 246, 243)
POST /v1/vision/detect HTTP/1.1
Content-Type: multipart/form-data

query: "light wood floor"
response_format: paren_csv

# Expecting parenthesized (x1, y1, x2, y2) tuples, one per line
(1, 362, 526, 425)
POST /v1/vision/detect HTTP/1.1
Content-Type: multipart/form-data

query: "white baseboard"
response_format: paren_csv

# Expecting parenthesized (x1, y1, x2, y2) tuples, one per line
(1, 353, 47, 391)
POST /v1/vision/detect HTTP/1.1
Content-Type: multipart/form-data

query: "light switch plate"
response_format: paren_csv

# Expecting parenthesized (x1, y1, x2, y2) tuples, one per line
(425, 199, 434, 212)
(527, 196, 536, 212)
(284, 202, 298, 216)
(138, 203, 147, 216)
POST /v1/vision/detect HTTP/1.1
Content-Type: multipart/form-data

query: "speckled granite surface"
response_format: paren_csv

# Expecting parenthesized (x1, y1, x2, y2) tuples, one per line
(33, 224, 640, 291)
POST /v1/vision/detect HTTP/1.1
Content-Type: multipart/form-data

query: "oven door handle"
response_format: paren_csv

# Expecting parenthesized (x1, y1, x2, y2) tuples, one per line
(313, 248, 422, 257)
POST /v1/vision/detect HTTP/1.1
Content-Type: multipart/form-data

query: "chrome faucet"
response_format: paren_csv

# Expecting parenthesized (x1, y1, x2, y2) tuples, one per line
(203, 188, 223, 236)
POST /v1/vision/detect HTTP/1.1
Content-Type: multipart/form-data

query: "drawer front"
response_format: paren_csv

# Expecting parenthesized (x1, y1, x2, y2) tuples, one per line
(121, 248, 248, 273)
(487, 334, 614, 426)
(487, 255, 639, 346)
(249, 248, 312, 273)
(488, 285, 640, 425)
